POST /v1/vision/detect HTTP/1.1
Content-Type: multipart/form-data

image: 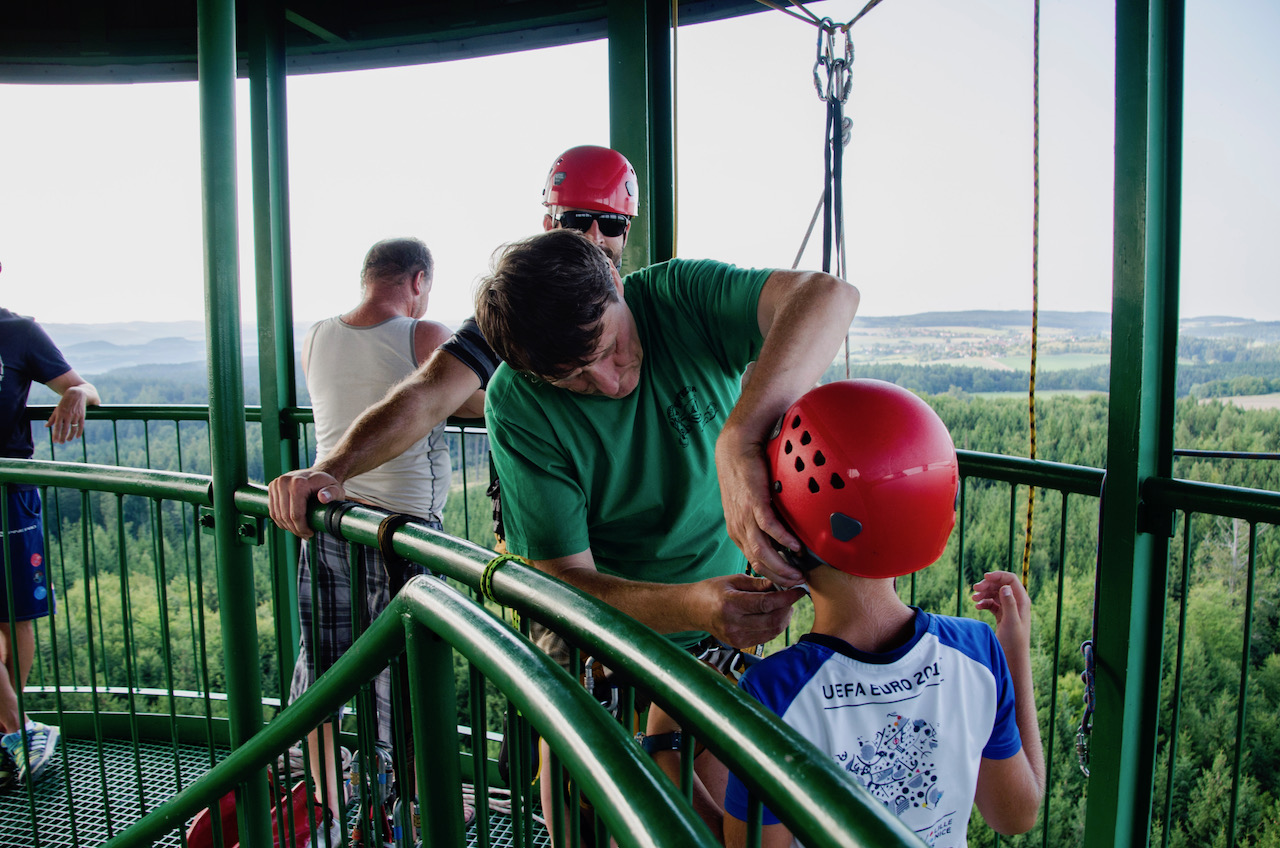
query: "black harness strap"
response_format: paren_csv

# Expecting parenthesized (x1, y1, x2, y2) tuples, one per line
(377, 513, 419, 592)
(322, 500, 357, 538)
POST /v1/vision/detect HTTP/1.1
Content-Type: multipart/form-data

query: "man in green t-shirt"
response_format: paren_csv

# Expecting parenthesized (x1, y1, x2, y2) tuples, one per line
(475, 227, 859, 838)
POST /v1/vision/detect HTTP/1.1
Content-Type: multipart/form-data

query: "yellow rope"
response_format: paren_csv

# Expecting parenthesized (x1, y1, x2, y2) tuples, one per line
(481, 553, 526, 604)
(1021, 0, 1041, 589)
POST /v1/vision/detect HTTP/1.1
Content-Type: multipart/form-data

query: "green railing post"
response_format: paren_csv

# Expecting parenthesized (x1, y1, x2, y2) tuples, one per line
(1084, 0, 1185, 845)
(247, 0, 302, 660)
(406, 616, 467, 848)
(607, 0, 676, 271)
(643, 0, 674, 263)
(197, 0, 273, 844)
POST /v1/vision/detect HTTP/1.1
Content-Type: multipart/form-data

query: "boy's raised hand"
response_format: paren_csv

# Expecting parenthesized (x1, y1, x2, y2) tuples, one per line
(972, 570, 1032, 652)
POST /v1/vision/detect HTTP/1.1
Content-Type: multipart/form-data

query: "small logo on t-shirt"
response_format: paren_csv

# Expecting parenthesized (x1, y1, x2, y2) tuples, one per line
(30, 553, 43, 568)
(665, 386, 719, 447)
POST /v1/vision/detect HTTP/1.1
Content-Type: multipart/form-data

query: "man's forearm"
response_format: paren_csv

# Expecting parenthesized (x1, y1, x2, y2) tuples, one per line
(536, 554, 802, 648)
(319, 351, 482, 482)
(541, 558, 703, 635)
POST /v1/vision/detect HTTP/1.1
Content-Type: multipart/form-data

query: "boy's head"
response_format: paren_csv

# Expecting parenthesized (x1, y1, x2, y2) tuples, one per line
(766, 379, 959, 579)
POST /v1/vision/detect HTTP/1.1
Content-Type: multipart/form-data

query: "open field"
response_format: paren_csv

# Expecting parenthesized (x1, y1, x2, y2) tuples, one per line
(976, 389, 1107, 400)
(1214, 393, 1280, 411)
(994, 353, 1112, 372)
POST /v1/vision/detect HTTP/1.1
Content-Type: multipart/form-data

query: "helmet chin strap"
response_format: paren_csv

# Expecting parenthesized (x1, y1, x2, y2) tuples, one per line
(770, 513, 825, 573)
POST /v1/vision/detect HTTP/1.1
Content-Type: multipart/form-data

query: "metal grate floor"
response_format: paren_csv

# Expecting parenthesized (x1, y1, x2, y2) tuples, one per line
(0, 735, 550, 848)
(0, 735, 216, 848)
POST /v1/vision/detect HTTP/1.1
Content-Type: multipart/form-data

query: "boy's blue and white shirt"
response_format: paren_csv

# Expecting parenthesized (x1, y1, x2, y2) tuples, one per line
(724, 609, 1021, 848)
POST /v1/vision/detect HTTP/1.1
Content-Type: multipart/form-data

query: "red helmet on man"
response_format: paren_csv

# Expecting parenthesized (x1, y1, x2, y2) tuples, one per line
(542, 145, 639, 217)
(767, 379, 959, 579)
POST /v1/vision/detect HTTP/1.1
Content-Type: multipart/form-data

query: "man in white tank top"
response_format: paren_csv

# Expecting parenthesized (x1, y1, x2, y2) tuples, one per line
(288, 238, 480, 842)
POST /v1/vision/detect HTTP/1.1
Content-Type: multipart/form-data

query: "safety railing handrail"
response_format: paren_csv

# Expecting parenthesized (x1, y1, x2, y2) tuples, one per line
(25, 403, 214, 423)
(25, 402, 485, 430)
(2, 456, 923, 847)
(1144, 475, 1280, 524)
(10, 449, 1277, 847)
(232, 485, 924, 848)
(100, 574, 717, 848)
(958, 449, 1106, 495)
(0, 457, 212, 503)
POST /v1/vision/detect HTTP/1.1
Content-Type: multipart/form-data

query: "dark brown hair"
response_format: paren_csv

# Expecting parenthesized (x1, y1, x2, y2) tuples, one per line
(475, 229, 619, 379)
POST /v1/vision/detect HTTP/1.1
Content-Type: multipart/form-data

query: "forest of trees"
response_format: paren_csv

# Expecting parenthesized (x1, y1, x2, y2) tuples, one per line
(16, 366, 1280, 846)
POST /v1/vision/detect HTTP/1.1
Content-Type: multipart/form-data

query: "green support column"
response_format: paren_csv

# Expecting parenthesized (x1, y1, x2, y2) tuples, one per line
(1083, 0, 1184, 845)
(197, 0, 273, 844)
(247, 0, 302, 666)
(644, 0, 674, 262)
(406, 618, 466, 848)
(607, 0, 676, 271)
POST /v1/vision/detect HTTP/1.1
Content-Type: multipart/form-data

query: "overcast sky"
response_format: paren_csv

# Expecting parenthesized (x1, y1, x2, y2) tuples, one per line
(1, 0, 1277, 329)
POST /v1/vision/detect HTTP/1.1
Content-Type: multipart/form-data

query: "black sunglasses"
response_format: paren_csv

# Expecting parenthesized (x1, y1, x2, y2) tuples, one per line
(555, 210, 630, 238)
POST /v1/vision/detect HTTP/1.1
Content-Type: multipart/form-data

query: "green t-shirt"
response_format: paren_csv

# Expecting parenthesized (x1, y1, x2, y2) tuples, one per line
(485, 258, 771, 648)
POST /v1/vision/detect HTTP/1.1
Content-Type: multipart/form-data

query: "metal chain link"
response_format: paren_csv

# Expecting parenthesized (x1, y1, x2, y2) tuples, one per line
(811, 18, 854, 104)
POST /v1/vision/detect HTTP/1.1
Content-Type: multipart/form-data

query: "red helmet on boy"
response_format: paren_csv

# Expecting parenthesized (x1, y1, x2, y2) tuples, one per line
(767, 379, 959, 578)
(542, 145, 639, 216)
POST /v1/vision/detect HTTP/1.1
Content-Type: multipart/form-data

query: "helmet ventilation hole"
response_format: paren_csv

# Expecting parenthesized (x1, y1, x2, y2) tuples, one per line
(784, 441, 793, 455)
(830, 473, 845, 489)
(808, 477, 820, 494)
(794, 457, 805, 472)
(800, 431, 812, 446)
(790, 415, 802, 429)
(813, 450, 826, 466)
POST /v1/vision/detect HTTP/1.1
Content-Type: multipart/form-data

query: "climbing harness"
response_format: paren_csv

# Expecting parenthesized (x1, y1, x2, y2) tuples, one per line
(638, 731, 686, 756)
(582, 655, 622, 717)
(695, 637, 765, 684)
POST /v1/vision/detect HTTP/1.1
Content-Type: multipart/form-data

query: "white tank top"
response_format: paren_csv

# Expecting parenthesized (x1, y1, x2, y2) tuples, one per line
(304, 315, 449, 521)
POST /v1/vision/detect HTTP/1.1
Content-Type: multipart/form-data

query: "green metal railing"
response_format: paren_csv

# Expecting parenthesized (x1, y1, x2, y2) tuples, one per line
(1, 456, 922, 848)
(7, 409, 1280, 847)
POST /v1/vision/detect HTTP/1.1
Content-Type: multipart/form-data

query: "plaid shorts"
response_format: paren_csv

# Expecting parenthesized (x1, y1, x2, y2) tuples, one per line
(288, 523, 437, 747)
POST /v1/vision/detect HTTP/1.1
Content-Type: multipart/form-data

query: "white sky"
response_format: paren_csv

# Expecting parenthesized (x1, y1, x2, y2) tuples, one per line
(1, 0, 1277, 329)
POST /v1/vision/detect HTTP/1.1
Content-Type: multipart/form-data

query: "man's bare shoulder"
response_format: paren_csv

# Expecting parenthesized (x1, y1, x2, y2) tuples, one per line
(415, 319, 456, 355)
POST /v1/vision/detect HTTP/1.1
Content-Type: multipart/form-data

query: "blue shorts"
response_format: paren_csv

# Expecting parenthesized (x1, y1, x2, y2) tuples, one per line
(1, 488, 55, 622)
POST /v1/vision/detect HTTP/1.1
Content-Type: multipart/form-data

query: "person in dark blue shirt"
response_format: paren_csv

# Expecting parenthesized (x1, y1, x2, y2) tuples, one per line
(0, 260, 101, 788)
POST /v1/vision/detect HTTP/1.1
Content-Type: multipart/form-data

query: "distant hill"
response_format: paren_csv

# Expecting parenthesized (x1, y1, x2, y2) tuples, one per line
(39, 320, 310, 377)
(32, 311, 1280, 379)
(856, 311, 1280, 341)
(60, 337, 207, 374)
(857, 310, 1113, 335)
(1177, 316, 1280, 340)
